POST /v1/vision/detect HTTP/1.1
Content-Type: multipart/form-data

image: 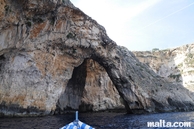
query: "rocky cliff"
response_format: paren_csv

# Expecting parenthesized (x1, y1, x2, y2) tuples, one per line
(57, 59, 125, 113)
(0, 0, 194, 117)
(133, 44, 194, 92)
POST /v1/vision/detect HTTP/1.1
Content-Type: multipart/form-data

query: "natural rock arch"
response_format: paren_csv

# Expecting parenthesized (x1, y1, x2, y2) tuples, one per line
(56, 59, 125, 113)
(0, 0, 194, 116)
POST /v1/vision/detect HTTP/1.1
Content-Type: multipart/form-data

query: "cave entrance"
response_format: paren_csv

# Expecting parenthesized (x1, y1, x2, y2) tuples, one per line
(56, 59, 126, 114)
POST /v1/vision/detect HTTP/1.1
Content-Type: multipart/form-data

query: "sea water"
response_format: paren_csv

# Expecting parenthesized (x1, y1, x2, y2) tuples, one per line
(0, 111, 194, 129)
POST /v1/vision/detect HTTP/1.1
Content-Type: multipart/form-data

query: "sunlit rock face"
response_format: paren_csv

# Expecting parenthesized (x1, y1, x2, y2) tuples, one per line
(80, 59, 125, 112)
(56, 59, 125, 113)
(133, 44, 194, 92)
(0, 0, 194, 116)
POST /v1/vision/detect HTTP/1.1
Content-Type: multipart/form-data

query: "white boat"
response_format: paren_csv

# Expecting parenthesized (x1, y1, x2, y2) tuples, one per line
(60, 111, 95, 129)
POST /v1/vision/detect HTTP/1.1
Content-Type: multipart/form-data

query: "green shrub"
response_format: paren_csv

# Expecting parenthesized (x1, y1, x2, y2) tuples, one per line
(152, 48, 159, 52)
(66, 32, 76, 40)
(32, 17, 44, 23)
(26, 21, 32, 27)
(50, 16, 56, 25)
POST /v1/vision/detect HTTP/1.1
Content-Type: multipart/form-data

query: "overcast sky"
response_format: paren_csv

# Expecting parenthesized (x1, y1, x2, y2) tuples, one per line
(71, 0, 194, 51)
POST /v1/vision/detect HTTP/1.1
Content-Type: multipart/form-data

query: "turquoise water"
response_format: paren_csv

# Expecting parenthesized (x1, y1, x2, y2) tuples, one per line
(0, 111, 194, 129)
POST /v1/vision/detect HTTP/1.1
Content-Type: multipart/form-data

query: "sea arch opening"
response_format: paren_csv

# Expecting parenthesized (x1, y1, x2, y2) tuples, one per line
(55, 58, 126, 114)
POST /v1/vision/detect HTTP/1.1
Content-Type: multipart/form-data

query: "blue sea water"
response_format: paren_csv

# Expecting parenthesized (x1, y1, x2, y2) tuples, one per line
(0, 111, 194, 129)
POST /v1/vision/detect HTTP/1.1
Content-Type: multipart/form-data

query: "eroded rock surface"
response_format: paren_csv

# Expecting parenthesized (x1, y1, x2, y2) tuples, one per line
(80, 59, 125, 112)
(56, 59, 125, 113)
(133, 44, 194, 92)
(0, 0, 194, 116)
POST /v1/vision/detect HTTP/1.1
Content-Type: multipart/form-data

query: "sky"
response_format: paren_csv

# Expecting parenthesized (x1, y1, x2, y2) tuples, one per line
(71, 0, 194, 51)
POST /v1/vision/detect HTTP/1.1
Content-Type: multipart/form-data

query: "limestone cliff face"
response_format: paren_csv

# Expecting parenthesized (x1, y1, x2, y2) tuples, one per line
(56, 59, 125, 113)
(0, 0, 194, 117)
(133, 44, 194, 92)
(80, 59, 124, 111)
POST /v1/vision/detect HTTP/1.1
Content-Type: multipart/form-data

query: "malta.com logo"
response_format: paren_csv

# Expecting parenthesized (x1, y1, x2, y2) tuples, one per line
(147, 119, 191, 128)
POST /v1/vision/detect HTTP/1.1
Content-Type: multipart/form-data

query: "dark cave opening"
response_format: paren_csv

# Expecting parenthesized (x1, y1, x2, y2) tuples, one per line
(0, 54, 6, 71)
(56, 60, 87, 114)
(55, 59, 126, 114)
